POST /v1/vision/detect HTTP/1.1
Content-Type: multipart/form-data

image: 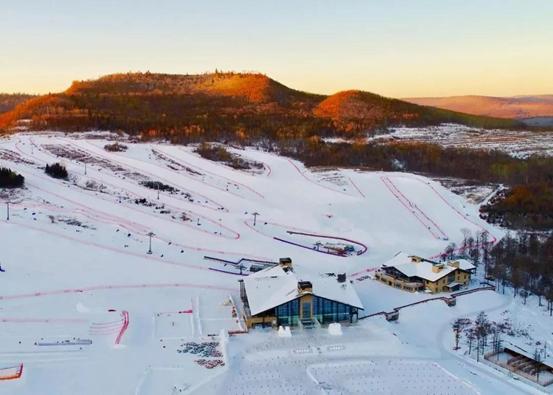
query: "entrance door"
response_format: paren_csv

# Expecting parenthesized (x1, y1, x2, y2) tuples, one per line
(302, 302, 311, 319)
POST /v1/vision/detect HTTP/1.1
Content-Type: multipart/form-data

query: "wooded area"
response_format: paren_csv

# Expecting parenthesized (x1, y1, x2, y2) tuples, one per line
(0, 167, 24, 188)
(275, 139, 553, 230)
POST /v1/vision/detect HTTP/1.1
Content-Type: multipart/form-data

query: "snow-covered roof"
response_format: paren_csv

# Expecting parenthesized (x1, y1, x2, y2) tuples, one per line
(382, 252, 475, 282)
(243, 265, 364, 316)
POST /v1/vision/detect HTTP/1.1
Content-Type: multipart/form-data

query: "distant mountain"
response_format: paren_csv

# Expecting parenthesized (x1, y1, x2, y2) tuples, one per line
(0, 94, 35, 114)
(0, 72, 522, 140)
(405, 95, 553, 122)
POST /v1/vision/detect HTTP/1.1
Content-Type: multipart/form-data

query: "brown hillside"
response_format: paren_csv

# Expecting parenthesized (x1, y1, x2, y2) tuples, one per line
(66, 72, 322, 105)
(0, 94, 36, 114)
(0, 72, 523, 139)
(405, 95, 553, 119)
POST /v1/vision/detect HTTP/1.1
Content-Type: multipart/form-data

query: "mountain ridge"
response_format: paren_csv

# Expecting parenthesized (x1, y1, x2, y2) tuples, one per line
(0, 72, 523, 140)
(405, 95, 553, 120)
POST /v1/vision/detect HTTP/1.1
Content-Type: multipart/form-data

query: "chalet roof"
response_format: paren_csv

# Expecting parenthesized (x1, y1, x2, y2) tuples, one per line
(242, 265, 364, 316)
(382, 252, 475, 283)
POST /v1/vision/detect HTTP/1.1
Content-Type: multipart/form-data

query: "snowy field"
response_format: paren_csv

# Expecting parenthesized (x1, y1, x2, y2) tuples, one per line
(386, 124, 553, 158)
(0, 132, 551, 394)
(325, 124, 553, 158)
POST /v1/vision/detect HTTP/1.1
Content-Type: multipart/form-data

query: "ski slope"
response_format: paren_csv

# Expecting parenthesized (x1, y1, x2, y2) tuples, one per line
(1, 132, 549, 395)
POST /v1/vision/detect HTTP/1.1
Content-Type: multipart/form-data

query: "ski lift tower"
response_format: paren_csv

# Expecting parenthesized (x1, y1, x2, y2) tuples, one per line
(147, 232, 155, 254)
(252, 212, 260, 226)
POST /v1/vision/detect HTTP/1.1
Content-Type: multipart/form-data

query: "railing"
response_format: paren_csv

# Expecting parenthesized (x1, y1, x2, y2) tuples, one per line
(374, 271, 424, 291)
(359, 285, 496, 320)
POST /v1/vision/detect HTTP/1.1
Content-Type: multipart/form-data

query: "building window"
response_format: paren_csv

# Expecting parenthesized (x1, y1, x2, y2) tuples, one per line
(276, 299, 300, 326)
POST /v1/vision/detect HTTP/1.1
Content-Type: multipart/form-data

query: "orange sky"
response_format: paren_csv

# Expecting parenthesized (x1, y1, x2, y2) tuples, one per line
(2, 1, 552, 98)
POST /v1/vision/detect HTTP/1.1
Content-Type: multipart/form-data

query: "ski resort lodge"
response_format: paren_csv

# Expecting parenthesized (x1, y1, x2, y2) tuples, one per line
(375, 252, 475, 293)
(239, 258, 364, 329)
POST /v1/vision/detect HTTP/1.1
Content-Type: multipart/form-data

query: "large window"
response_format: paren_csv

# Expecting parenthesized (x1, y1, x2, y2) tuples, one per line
(276, 297, 353, 325)
(314, 296, 352, 324)
(276, 299, 300, 326)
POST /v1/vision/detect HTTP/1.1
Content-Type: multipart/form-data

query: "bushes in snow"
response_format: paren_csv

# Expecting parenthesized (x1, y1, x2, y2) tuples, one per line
(139, 180, 176, 192)
(0, 167, 24, 188)
(104, 142, 128, 152)
(195, 143, 262, 170)
(45, 163, 68, 179)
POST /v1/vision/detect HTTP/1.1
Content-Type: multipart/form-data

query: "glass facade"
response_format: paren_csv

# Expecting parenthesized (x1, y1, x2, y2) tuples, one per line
(275, 299, 300, 326)
(275, 296, 356, 326)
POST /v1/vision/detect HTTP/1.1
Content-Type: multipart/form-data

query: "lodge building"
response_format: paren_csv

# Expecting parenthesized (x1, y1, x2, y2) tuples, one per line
(239, 258, 364, 329)
(375, 252, 475, 293)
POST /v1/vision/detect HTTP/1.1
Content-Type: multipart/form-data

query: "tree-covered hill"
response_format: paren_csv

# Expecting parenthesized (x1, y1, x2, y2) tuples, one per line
(0, 72, 522, 140)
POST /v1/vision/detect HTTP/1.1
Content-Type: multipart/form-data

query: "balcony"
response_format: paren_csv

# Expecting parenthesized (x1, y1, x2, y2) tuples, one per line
(375, 270, 424, 292)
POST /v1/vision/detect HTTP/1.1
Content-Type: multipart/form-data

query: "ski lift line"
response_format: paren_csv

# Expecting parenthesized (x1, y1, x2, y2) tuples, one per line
(382, 176, 448, 239)
(383, 177, 448, 238)
(21, 137, 227, 213)
(0, 218, 214, 274)
(154, 146, 265, 199)
(142, 147, 254, 200)
(69, 140, 228, 211)
(27, 181, 151, 233)
(411, 177, 498, 245)
(0, 283, 234, 302)
(21, 139, 241, 239)
(348, 176, 366, 198)
(2, 216, 266, 263)
(380, 176, 445, 240)
(82, 174, 240, 239)
(63, 172, 240, 240)
(384, 172, 497, 244)
(14, 166, 241, 240)
(381, 176, 440, 239)
(176, 145, 272, 177)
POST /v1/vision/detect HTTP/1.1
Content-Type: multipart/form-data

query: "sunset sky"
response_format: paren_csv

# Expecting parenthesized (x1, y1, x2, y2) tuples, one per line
(2, 0, 552, 97)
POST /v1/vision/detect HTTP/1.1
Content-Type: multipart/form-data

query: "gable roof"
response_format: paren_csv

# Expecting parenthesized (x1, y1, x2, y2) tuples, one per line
(242, 265, 364, 316)
(383, 252, 475, 282)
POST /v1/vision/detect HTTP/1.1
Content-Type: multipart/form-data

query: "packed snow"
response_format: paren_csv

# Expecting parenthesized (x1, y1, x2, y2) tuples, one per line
(0, 132, 551, 394)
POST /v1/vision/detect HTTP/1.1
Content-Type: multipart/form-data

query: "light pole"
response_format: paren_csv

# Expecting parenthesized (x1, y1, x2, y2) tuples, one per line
(84, 162, 87, 175)
(6, 201, 9, 221)
(147, 232, 155, 254)
(252, 212, 259, 226)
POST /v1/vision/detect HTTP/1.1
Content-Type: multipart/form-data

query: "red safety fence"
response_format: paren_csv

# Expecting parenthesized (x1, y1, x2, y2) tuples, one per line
(0, 364, 23, 381)
(114, 311, 129, 345)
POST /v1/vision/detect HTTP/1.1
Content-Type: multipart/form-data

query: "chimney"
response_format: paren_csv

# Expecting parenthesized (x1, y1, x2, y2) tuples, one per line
(279, 257, 293, 271)
(448, 260, 460, 268)
(432, 263, 444, 273)
(297, 281, 313, 294)
(337, 273, 346, 283)
(410, 256, 423, 263)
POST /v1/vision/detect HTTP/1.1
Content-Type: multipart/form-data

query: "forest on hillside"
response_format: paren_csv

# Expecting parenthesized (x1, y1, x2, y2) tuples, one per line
(272, 139, 553, 231)
(0, 94, 35, 114)
(488, 232, 553, 315)
(0, 72, 521, 137)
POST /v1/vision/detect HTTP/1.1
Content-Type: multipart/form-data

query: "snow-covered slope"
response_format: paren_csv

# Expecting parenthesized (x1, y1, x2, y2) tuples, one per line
(0, 132, 549, 395)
